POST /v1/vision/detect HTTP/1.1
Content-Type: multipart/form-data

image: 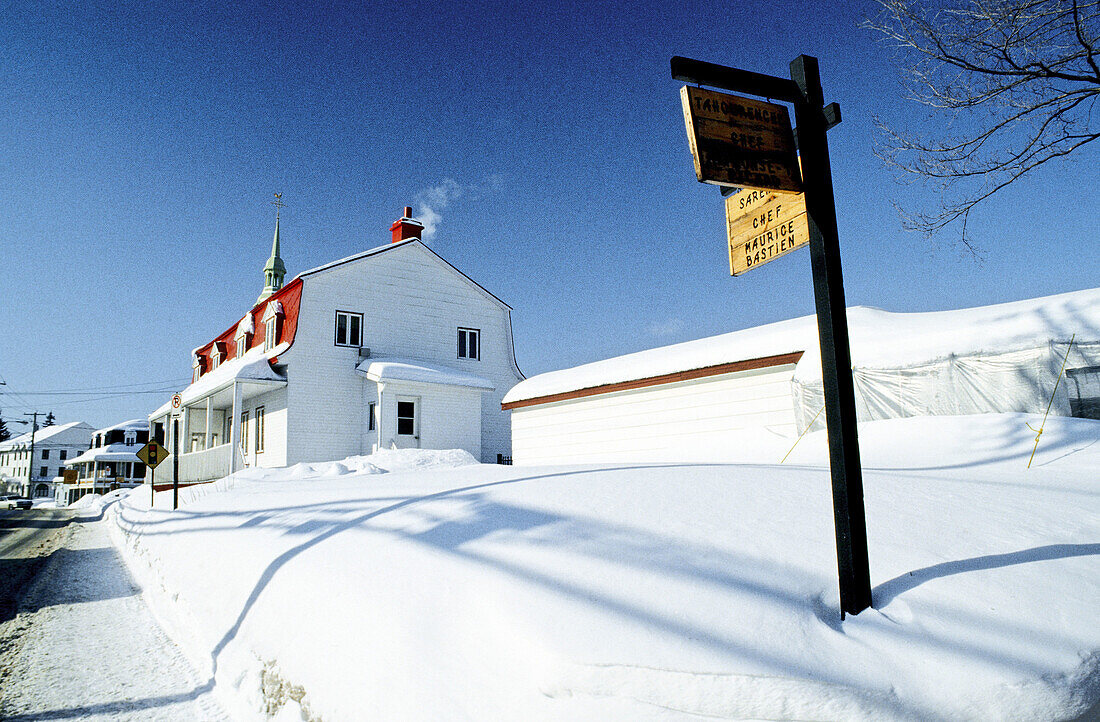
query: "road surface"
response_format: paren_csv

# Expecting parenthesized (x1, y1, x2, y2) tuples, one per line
(0, 502, 231, 721)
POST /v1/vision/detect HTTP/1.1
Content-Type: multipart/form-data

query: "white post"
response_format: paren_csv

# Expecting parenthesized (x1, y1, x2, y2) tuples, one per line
(205, 397, 213, 450)
(377, 383, 384, 454)
(229, 381, 242, 473)
(181, 406, 190, 455)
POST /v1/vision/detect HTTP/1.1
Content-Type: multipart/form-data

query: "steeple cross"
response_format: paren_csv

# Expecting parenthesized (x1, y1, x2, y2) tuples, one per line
(272, 192, 287, 219)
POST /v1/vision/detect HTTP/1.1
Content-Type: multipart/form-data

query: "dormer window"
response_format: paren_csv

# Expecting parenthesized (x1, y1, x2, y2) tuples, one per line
(262, 300, 284, 352)
(235, 315, 255, 358)
(211, 343, 226, 370)
(124, 431, 137, 446)
(192, 354, 206, 382)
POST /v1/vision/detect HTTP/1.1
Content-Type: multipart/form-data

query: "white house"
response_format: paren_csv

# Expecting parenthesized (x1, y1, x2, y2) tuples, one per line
(59, 419, 150, 505)
(0, 421, 95, 497)
(149, 207, 524, 484)
(503, 288, 1100, 465)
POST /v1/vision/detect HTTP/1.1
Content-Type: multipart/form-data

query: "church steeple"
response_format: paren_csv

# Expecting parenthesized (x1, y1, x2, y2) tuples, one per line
(258, 193, 287, 304)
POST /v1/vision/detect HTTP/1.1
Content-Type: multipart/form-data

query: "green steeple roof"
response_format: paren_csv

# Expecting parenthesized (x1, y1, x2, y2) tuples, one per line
(257, 214, 287, 304)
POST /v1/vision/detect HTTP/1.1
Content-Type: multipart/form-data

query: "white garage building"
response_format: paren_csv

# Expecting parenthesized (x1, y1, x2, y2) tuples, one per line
(503, 288, 1100, 465)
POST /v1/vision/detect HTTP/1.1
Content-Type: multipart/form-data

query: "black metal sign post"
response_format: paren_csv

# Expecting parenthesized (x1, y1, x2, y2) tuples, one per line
(672, 55, 872, 617)
(172, 418, 180, 511)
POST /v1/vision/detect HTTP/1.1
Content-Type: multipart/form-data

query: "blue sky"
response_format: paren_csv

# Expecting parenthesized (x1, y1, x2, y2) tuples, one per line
(1, 0, 1096, 429)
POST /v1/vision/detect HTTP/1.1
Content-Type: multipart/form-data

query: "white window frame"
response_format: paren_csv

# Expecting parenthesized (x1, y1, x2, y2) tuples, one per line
(262, 301, 283, 353)
(334, 310, 363, 348)
(263, 318, 277, 351)
(457, 327, 480, 360)
(255, 406, 265, 453)
(240, 410, 249, 454)
(235, 331, 250, 358)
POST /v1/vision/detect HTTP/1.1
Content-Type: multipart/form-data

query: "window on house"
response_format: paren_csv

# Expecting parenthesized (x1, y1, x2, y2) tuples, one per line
(59, 450, 67, 461)
(240, 411, 249, 453)
(255, 406, 265, 453)
(236, 333, 249, 358)
(368, 402, 376, 432)
(458, 327, 480, 360)
(40, 466, 47, 477)
(211, 353, 221, 370)
(335, 311, 363, 347)
(124, 431, 136, 446)
(264, 318, 277, 351)
(397, 401, 416, 436)
(42, 449, 49, 459)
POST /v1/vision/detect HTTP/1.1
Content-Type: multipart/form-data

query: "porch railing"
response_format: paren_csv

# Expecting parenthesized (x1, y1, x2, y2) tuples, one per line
(178, 444, 233, 483)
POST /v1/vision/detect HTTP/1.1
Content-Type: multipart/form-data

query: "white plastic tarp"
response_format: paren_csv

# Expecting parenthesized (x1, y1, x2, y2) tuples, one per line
(794, 341, 1100, 432)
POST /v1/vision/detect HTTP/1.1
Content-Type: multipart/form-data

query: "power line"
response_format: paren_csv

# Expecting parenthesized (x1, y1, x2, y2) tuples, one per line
(7, 378, 191, 394)
(13, 389, 181, 397)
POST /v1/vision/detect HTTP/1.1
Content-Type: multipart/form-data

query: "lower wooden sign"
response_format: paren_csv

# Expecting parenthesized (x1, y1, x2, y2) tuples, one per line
(725, 190, 809, 275)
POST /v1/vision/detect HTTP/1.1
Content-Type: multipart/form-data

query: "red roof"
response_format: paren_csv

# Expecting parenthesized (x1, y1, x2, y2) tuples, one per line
(193, 278, 303, 364)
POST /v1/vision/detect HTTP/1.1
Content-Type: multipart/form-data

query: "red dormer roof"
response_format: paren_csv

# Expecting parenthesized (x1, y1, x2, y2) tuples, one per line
(193, 277, 303, 367)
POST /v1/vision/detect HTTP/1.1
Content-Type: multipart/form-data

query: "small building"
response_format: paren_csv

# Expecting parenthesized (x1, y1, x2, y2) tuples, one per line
(59, 419, 149, 505)
(0, 421, 95, 497)
(148, 206, 524, 485)
(503, 288, 1100, 465)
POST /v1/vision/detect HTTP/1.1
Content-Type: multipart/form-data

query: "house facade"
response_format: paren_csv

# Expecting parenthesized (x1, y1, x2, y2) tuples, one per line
(59, 419, 149, 504)
(0, 421, 95, 497)
(149, 207, 524, 484)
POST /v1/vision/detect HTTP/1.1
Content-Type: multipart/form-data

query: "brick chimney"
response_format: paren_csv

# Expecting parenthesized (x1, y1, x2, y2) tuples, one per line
(390, 206, 424, 243)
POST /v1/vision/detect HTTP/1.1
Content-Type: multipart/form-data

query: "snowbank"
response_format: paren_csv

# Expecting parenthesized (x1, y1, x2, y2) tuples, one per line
(110, 428, 1100, 721)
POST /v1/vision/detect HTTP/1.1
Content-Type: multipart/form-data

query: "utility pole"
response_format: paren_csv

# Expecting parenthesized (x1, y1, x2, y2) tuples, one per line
(24, 411, 42, 497)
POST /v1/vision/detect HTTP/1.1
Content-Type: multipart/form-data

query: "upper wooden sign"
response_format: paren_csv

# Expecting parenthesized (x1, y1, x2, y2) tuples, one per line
(725, 189, 810, 275)
(680, 86, 802, 193)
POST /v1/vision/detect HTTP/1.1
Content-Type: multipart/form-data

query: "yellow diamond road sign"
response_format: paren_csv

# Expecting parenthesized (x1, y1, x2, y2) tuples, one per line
(137, 440, 170, 469)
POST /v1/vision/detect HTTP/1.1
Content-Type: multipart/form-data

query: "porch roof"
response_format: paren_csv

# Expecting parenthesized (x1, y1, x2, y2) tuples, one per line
(66, 448, 142, 465)
(356, 357, 494, 391)
(150, 351, 287, 419)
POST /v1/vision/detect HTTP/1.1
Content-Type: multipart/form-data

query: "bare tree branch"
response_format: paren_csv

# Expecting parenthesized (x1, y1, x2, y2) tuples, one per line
(865, 0, 1100, 251)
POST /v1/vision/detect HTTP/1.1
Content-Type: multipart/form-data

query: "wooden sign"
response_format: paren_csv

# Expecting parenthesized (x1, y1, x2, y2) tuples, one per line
(680, 86, 802, 193)
(62, 469, 77, 484)
(725, 189, 809, 275)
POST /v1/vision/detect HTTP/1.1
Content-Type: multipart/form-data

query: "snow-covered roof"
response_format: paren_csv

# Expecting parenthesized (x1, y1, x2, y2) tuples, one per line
(504, 287, 1100, 405)
(262, 299, 284, 320)
(236, 314, 255, 337)
(150, 350, 287, 420)
(66, 447, 142, 466)
(0, 421, 94, 450)
(95, 419, 148, 435)
(356, 358, 495, 390)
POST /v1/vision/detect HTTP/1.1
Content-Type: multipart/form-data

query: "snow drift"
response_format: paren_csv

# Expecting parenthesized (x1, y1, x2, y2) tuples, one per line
(110, 415, 1100, 721)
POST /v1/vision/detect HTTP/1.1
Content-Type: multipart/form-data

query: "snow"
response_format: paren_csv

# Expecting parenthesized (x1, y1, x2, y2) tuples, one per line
(179, 351, 286, 406)
(503, 287, 1100, 403)
(356, 357, 495, 389)
(0, 496, 229, 720)
(237, 314, 255, 337)
(107, 413, 1100, 721)
(96, 418, 150, 434)
(66, 448, 142, 465)
(0, 420, 90, 450)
